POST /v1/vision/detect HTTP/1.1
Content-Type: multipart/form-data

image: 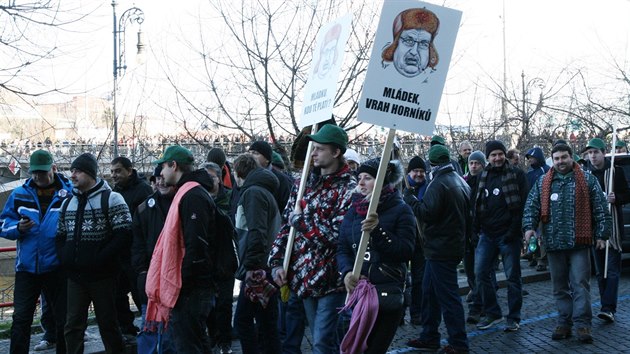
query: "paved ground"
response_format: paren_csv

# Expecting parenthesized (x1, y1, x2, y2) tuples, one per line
(4, 258, 630, 353)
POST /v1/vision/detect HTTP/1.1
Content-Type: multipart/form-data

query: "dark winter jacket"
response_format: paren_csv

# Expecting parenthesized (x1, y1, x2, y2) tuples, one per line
(475, 163, 529, 241)
(55, 180, 132, 282)
(271, 166, 293, 212)
(0, 173, 73, 273)
(235, 168, 281, 280)
(131, 191, 172, 275)
(113, 169, 153, 216)
(525, 147, 550, 191)
(337, 191, 415, 288)
(269, 164, 357, 298)
(174, 169, 218, 293)
(404, 164, 471, 261)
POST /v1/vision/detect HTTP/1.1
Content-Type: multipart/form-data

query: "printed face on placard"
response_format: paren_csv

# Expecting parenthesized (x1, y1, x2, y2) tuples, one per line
(393, 29, 432, 77)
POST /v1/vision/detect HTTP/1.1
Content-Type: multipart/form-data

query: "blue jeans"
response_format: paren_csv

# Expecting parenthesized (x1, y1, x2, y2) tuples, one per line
(547, 248, 592, 328)
(169, 288, 214, 353)
(302, 292, 345, 354)
(234, 281, 281, 354)
(278, 292, 305, 354)
(592, 248, 621, 313)
(474, 233, 522, 322)
(139, 304, 176, 354)
(420, 260, 468, 351)
(10, 270, 66, 354)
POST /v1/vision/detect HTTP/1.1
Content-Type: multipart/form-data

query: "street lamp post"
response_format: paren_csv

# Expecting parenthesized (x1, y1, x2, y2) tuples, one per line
(112, 0, 145, 157)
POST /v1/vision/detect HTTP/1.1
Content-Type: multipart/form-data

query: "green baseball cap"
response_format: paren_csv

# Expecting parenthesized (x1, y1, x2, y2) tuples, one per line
(307, 124, 348, 153)
(29, 150, 54, 172)
(153, 145, 195, 165)
(585, 138, 606, 151)
(431, 135, 446, 146)
(615, 140, 627, 148)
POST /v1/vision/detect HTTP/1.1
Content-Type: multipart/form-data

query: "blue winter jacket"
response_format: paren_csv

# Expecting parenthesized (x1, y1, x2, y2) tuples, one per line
(525, 147, 550, 191)
(0, 174, 73, 273)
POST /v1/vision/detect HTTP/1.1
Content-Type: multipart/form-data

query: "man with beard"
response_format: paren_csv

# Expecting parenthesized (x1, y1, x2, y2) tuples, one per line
(269, 124, 356, 354)
(473, 140, 528, 332)
(523, 143, 611, 343)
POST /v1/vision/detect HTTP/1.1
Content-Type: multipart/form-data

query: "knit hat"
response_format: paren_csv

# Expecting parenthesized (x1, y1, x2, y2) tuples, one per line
(428, 145, 450, 165)
(71, 153, 98, 180)
(430, 135, 446, 146)
(406, 156, 426, 173)
(306, 124, 348, 153)
(585, 138, 606, 152)
(271, 151, 285, 169)
(485, 140, 507, 158)
(153, 145, 194, 165)
(344, 148, 361, 164)
(357, 158, 404, 185)
(206, 148, 227, 167)
(249, 141, 273, 163)
(29, 150, 54, 172)
(381, 8, 439, 69)
(468, 150, 486, 165)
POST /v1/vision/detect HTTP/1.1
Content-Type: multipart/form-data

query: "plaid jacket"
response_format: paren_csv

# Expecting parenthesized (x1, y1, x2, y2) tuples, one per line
(269, 164, 356, 298)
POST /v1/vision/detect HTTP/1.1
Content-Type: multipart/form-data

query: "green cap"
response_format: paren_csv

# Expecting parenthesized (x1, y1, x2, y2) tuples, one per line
(153, 145, 195, 165)
(428, 144, 450, 165)
(431, 135, 446, 146)
(585, 138, 606, 151)
(271, 151, 285, 169)
(29, 150, 53, 172)
(615, 140, 627, 148)
(307, 124, 348, 153)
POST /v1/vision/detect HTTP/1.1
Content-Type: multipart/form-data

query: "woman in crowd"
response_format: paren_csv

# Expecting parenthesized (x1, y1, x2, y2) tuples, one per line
(337, 158, 416, 353)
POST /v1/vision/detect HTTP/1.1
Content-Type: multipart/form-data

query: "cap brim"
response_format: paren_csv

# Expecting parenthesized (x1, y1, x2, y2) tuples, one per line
(29, 164, 52, 173)
(152, 158, 166, 165)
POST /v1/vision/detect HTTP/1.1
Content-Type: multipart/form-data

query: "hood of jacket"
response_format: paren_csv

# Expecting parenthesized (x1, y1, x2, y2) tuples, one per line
(241, 168, 279, 194)
(177, 168, 214, 192)
(526, 147, 547, 169)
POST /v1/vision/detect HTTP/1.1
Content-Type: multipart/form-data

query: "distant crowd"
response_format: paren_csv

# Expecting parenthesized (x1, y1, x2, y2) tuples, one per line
(1, 123, 627, 354)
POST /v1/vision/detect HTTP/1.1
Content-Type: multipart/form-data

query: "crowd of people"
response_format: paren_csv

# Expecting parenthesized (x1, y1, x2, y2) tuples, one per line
(0, 123, 627, 354)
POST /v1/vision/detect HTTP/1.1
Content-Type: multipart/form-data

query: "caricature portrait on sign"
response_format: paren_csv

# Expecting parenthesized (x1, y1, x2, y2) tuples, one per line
(313, 23, 342, 80)
(381, 8, 440, 78)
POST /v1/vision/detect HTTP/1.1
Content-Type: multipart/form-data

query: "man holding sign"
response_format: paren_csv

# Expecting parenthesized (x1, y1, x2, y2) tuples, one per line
(269, 124, 356, 354)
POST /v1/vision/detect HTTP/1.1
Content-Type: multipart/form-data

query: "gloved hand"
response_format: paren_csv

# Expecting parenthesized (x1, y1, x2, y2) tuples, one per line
(403, 189, 418, 206)
(361, 213, 379, 233)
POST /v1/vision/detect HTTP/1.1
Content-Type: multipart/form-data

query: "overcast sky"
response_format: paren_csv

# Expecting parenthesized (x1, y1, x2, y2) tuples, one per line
(29, 0, 630, 131)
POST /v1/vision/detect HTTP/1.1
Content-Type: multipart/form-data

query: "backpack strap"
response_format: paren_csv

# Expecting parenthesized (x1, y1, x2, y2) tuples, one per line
(60, 195, 73, 218)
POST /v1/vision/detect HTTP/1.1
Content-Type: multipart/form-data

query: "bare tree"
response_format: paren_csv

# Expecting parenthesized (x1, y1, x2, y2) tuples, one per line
(159, 0, 379, 145)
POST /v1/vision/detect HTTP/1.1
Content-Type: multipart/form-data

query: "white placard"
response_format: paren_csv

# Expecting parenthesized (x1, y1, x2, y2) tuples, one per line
(358, 0, 462, 135)
(299, 14, 353, 128)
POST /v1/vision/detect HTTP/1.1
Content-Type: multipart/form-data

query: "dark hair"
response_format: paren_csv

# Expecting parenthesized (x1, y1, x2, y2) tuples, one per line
(111, 156, 132, 169)
(233, 154, 260, 179)
(167, 161, 195, 173)
(551, 143, 573, 157)
(506, 149, 520, 159)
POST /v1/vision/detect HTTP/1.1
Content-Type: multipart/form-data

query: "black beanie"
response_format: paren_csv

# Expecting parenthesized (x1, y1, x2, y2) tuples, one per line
(249, 141, 273, 163)
(206, 148, 227, 167)
(406, 156, 426, 173)
(485, 140, 507, 158)
(71, 153, 98, 180)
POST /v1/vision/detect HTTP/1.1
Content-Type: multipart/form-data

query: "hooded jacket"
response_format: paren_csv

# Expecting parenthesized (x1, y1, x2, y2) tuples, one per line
(0, 173, 73, 273)
(113, 169, 153, 216)
(269, 164, 357, 298)
(55, 179, 132, 282)
(234, 168, 281, 280)
(172, 169, 217, 292)
(525, 147, 550, 190)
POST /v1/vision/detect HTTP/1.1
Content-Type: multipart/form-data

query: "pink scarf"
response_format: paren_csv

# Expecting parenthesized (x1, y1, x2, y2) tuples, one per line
(144, 181, 199, 331)
(339, 279, 379, 354)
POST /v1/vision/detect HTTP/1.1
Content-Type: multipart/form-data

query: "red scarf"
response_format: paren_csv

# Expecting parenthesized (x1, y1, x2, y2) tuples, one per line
(541, 163, 592, 245)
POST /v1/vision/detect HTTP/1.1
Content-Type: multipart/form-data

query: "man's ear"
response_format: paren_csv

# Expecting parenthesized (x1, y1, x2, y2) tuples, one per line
(332, 147, 342, 159)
